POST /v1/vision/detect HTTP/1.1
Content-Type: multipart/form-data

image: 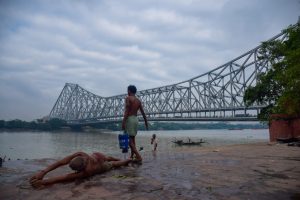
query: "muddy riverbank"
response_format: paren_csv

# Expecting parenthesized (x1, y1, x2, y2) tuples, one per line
(0, 142, 299, 200)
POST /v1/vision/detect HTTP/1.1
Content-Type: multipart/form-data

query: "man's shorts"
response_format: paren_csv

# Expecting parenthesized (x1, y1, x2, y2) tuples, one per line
(126, 115, 138, 136)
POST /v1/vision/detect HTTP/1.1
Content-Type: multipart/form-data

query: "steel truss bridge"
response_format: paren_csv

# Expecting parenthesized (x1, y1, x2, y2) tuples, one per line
(49, 25, 293, 125)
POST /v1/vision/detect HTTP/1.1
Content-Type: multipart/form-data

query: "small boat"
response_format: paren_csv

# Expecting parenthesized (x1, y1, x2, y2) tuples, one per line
(172, 138, 206, 146)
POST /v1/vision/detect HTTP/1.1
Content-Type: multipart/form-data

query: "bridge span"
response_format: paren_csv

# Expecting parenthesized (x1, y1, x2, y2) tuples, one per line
(48, 25, 291, 125)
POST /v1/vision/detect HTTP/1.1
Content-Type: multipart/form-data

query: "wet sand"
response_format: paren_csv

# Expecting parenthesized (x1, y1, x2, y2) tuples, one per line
(0, 142, 299, 200)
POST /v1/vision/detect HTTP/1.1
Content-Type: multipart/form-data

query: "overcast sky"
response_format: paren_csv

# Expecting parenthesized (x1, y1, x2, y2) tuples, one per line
(0, 0, 299, 121)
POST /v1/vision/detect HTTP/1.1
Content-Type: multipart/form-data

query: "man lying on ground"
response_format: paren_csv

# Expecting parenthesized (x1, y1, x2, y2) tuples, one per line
(30, 151, 131, 188)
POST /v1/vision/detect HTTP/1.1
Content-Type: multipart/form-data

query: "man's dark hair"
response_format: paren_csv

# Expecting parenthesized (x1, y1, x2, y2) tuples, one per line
(128, 85, 137, 94)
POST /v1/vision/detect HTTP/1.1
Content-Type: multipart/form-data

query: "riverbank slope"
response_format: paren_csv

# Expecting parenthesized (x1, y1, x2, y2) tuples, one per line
(0, 143, 299, 200)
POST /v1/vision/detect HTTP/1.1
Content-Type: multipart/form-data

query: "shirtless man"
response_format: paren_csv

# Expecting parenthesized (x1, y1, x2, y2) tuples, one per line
(30, 151, 131, 188)
(122, 85, 148, 162)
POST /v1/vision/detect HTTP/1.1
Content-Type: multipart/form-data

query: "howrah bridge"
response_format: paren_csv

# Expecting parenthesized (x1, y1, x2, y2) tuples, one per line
(48, 24, 295, 125)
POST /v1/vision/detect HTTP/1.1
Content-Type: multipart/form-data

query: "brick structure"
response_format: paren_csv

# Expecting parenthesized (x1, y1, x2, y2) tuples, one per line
(269, 114, 300, 142)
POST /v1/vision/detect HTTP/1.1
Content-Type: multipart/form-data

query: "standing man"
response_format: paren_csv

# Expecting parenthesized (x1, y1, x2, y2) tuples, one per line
(122, 85, 148, 162)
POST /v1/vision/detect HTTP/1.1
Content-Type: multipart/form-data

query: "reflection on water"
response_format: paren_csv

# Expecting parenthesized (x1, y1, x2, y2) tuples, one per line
(0, 129, 268, 160)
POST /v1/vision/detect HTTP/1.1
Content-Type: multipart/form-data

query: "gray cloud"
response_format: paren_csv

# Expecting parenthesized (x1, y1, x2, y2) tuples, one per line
(0, 0, 299, 120)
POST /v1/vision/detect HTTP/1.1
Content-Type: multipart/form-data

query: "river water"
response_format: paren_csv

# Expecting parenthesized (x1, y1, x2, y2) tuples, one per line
(0, 129, 269, 160)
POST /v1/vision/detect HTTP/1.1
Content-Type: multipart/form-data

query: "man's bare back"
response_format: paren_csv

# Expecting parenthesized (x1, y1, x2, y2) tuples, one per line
(122, 88, 148, 131)
(85, 152, 112, 174)
(126, 96, 142, 116)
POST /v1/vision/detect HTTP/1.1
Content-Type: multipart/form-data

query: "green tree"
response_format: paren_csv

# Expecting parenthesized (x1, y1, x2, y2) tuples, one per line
(0, 120, 5, 128)
(48, 118, 67, 130)
(6, 119, 25, 129)
(244, 23, 300, 121)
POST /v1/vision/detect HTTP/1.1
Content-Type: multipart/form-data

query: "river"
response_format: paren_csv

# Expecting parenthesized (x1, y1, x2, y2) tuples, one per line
(0, 129, 269, 160)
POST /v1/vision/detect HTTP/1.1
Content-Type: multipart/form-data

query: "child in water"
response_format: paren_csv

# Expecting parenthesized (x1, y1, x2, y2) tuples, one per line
(151, 134, 158, 151)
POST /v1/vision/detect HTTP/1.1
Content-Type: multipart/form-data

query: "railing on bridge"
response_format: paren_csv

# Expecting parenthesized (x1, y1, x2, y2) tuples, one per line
(48, 25, 292, 125)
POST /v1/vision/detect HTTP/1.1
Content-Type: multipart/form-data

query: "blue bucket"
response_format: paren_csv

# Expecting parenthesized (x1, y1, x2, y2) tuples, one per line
(118, 132, 129, 151)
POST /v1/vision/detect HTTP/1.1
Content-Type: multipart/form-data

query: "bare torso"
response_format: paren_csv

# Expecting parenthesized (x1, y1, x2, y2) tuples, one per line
(122, 93, 148, 132)
(126, 96, 141, 116)
(84, 152, 107, 175)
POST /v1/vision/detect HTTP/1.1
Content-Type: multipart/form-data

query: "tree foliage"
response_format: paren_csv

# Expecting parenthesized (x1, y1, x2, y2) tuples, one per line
(244, 23, 300, 121)
(0, 118, 66, 130)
